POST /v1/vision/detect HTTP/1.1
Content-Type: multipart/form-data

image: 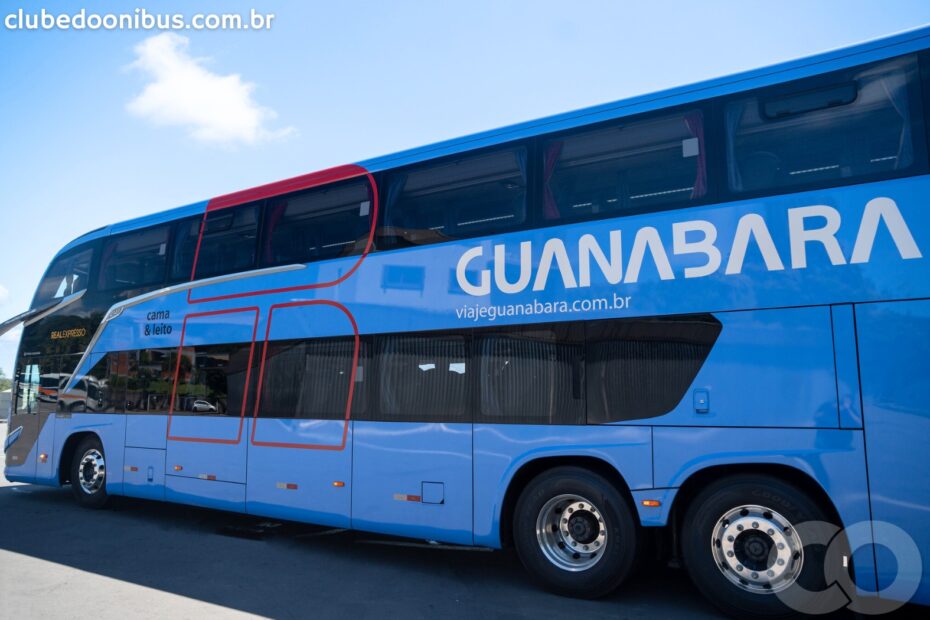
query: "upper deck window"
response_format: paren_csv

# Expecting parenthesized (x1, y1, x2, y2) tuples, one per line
(97, 225, 170, 292)
(383, 147, 527, 247)
(542, 111, 707, 222)
(33, 246, 94, 307)
(192, 204, 260, 280)
(726, 55, 924, 194)
(261, 178, 373, 267)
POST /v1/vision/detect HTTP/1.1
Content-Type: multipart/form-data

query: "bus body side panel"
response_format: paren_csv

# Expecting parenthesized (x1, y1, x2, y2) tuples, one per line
(856, 300, 930, 605)
(630, 307, 838, 428)
(352, 421, 473, 545)
(472, 425, 652, 548)
(52, 413, 127, 495)
(125, 414, 168, 449)
(246, 421, 353, 529)
(653, 427, 876, 592)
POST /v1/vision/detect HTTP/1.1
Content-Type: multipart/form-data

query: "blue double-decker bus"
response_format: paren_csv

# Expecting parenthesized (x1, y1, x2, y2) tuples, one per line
(4, 26, 930, 617)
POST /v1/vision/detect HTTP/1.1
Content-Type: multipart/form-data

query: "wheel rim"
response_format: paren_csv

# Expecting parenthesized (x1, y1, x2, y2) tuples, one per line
(78, 448, 105, 495)
(535, 493, 607, 572)
(711, 504, 804, 594)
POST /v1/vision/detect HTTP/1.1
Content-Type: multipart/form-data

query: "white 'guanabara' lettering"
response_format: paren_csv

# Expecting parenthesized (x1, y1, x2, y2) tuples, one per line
(788, 205, 847, 268)
(454, 197, 922, 297)
(725, 213, 785, 274)
(624, 226, 674, 284)
(673, 220, 721, 278)
(494, 241, 532, 293)
(533, 238, 577, 291)
(851, 197, 922, 263)
(457, 246, 490, 296)
(578, 231, 622, 287)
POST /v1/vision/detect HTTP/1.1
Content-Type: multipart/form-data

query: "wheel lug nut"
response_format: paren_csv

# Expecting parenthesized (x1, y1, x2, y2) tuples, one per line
(777, 559, 785, 566)
(736, 525, 744, 531)
(752, 522, 759, 529)
(736, 565, 743, 572)
(727, 551, 734, 558)
(727, 536, 734, 542)
(777, 543, 785, 550)
(568, 508, 574, 513)
(767, 529, 774, 535)
(583, 545, 589, 551)
(767, 570, 775, 577)
(751, 572, 758, 579)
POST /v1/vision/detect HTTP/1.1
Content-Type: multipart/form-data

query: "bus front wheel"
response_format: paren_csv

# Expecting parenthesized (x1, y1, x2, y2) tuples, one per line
(513, 466, 639, 598)
(69, 435, 109, 509)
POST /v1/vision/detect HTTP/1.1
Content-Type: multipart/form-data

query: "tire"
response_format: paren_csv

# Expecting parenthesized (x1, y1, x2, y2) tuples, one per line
(513, 466, 639, 598)
(681, 475, 841, 619)
(69, 435, 109, 509)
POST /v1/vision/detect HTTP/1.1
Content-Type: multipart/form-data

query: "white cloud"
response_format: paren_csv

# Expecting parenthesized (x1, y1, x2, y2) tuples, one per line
(127, 33, 295, 145)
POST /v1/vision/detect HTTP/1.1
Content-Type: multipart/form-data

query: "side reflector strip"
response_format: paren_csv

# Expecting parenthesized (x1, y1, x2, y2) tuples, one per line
(124, 466, 139, 472)
(641, 499, 662, 508)
(198, 474, 217, 481)
(276, 483, 298, 490)
(393, 493, 422, 503)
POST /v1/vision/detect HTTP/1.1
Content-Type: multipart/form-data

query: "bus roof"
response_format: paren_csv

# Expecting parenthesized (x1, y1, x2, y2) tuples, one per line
(57, 23, 930, 257)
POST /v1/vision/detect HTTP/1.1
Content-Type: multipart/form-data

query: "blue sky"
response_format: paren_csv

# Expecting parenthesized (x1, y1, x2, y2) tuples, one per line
(2, 0, 930, 376)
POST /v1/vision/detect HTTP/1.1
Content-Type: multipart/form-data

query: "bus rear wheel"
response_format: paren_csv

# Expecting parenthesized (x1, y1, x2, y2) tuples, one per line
(513, 466, 638, 598)
(681, 475, 839, 619)
(69, 435, 109, 509)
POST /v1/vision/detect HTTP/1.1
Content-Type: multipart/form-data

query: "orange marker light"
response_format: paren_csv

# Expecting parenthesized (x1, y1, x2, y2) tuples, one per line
(641, 499, 662, 508)
(332, 481, 345, 488)
(173, 465, 183, 472)
(39, 453, 48, 463)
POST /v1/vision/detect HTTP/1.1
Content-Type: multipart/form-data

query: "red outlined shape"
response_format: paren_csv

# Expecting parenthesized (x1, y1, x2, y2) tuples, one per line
(166, 307, 260, 445)
(250, 300, 359, 451)
(187, 164, 379, 304)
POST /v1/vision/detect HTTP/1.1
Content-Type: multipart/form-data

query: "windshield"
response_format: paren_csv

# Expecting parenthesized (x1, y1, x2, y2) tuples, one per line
(33, 247, 94, 308)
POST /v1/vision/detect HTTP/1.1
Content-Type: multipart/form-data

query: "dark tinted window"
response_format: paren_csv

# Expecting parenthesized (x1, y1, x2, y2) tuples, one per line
(14, 356, 55, 414)
(33, 246, 94, 307)
(383, 148, 527, 247)
(125, 349, 174, 412)
(586, 315, 721, 423)
(75, 352, 124, 413)
(477, 324, 584, 424)
(261, 180, 373, 266)
(543, 111, 706, 222)
(193, 204, 260, 279)
(172, 344, 253, 416)
(366, 334, 469, 422)
(170, 217, 202, 282)
(97, 226, 169, 291)
(726, 55, 923, 193)
(259, 337, 366, 419)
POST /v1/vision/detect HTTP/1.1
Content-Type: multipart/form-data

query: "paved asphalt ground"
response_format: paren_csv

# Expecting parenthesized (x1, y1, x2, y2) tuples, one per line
(0, 420, 913, 619)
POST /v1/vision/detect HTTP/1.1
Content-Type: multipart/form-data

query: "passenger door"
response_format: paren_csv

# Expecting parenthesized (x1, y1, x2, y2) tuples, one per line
(4, 357, 48, 479)
(352, 332, 473, 545)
